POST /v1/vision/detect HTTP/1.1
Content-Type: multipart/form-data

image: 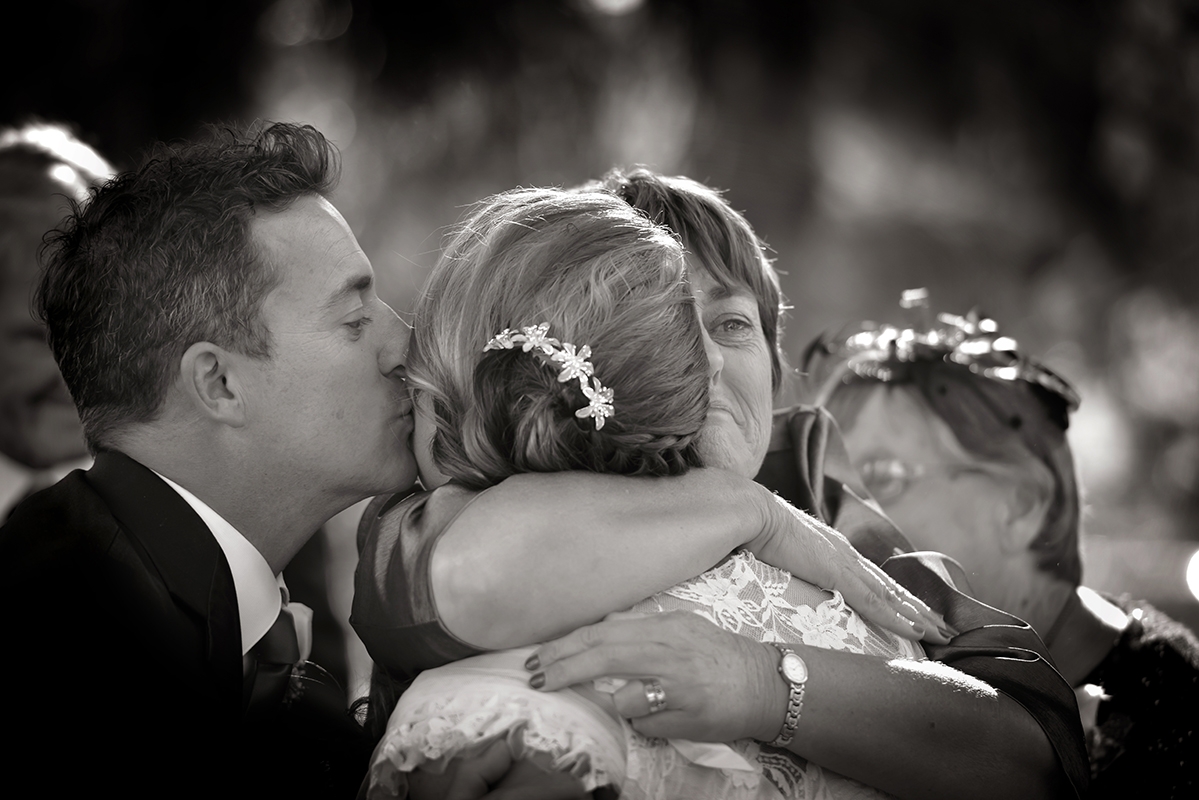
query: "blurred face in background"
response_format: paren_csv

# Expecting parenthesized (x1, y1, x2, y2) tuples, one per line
(837, 384, 1051, 617)
(691, 265, 774, 479)
(0, 201, 87, 468)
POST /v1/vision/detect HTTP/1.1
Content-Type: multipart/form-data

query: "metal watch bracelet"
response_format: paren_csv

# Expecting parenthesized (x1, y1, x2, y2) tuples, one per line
(769, 643, 807, 748)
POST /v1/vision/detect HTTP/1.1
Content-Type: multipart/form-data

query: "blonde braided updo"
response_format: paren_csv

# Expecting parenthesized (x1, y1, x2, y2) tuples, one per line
(408, 187, 709, 490)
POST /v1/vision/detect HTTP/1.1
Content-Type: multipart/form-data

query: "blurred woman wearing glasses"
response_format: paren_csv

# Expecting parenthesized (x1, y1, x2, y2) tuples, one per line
(805, 296, 1199, 799)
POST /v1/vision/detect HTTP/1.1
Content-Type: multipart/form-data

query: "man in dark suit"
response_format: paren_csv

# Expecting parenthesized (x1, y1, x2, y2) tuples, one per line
(0, 122, 416, 797)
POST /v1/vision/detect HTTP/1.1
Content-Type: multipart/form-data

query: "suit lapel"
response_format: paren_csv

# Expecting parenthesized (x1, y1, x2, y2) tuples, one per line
(86, 451, 243, 685)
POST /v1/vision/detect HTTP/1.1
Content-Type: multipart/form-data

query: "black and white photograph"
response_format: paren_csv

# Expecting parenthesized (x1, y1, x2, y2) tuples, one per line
(2, 2, 1197, 798)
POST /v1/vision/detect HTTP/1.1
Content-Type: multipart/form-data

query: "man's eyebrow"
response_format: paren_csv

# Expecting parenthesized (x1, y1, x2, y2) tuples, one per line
(323, 273, 373, 311)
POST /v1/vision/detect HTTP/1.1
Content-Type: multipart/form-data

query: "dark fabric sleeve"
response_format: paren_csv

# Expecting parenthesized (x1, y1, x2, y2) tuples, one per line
(883, 553, 1091, 798)
(757, 404, 915, 566)
(756, 404, 1091, 799)
(1084, 595, 1199, 798)
(351, 486, 488, 685)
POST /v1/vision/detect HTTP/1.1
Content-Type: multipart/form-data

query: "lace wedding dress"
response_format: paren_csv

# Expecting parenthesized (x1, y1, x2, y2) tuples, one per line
(367, 550, 924, 799)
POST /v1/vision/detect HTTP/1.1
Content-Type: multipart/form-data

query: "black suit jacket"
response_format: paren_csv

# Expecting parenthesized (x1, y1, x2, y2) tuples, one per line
(0, 450, 368, 798)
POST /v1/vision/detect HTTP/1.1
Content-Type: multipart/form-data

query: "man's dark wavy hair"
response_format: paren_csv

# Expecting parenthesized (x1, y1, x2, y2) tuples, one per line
(36, 122, 339, 451)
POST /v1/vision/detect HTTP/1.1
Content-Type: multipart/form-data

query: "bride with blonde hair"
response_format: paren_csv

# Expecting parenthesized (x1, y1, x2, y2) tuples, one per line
(354, 186, 937, 799)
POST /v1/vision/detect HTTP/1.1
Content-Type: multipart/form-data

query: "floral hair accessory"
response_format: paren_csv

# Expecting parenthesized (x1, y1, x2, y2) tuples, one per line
(804, 289, 1080, 423)
(485, 323, 561, 354)
(551, 343, 594, 383)
(484, 322, 616, 429)
(577, 378, 615, 429)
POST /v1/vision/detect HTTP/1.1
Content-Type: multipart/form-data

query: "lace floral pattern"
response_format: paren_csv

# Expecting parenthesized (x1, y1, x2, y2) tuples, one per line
(369, 552, 923, 798)
(616, 551, 922, 798)
(366, 649, 626, 798)
(633, 550, 922, 661)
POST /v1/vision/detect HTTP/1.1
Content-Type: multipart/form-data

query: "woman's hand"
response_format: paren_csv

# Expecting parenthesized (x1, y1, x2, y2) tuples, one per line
(527, 609, 1066, 800)
(526, 611, 787, 743)
(750, 490, 954, 644)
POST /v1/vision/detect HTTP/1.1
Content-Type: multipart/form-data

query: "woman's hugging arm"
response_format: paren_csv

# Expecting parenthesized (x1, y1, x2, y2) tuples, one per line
(431, 468, 767, 649)
(431, 468, 947, 650)
(789, 650, 1071, 800)
(530, 612, 1074, 800)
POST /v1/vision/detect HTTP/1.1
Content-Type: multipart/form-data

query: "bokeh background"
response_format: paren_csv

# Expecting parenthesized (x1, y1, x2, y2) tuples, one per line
(7, 0, 1199, 652)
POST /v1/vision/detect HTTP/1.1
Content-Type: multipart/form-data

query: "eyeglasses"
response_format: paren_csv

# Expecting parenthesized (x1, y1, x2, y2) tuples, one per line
(855, 456, 1000, 504)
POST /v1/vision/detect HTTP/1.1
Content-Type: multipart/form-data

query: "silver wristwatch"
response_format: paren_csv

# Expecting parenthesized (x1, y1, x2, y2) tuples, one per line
(769, 643, 807, 748)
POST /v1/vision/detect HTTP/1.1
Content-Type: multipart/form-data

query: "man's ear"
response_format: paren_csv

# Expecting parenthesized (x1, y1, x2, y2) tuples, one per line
(996, 462, 1053, 554)
(179, 341, 247, 427)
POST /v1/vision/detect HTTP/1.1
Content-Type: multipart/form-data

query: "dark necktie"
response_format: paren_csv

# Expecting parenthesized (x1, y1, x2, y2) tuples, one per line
(244, 592, 304, 721)
(238, 595, 372, 799)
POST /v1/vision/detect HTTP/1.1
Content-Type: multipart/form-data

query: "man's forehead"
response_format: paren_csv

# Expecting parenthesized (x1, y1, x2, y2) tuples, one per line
(253, 195, 358, 252)
(252, 195, 373, 306)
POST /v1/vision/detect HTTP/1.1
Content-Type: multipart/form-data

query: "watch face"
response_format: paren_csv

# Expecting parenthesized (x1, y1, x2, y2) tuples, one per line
(781, 652, 808, 683)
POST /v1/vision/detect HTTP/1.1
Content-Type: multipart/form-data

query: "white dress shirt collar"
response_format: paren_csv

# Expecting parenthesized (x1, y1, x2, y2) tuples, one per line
(152, 471, 283, 656)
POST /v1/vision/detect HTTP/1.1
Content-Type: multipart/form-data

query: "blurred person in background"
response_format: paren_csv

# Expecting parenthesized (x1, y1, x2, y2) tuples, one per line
(0, 122, 112, 518)
(804, 300, 1199, 799)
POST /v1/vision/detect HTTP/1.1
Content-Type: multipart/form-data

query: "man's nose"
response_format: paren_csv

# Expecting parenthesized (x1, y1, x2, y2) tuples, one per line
(700, 325, 723, 385)
(377, 301, 410, 379)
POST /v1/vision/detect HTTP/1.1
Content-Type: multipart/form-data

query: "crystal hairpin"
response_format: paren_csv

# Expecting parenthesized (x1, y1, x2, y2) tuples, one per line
(484, 322, 616, 429)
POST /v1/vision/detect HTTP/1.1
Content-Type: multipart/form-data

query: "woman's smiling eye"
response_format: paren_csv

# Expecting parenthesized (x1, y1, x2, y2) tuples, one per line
(710, 313, 755, 336)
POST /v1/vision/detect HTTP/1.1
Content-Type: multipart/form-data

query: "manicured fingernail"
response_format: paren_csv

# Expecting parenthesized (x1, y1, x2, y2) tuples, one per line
(529, 672, 546, 689)
(939, 623, 959, 639)
(524, 654, 540, 671)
